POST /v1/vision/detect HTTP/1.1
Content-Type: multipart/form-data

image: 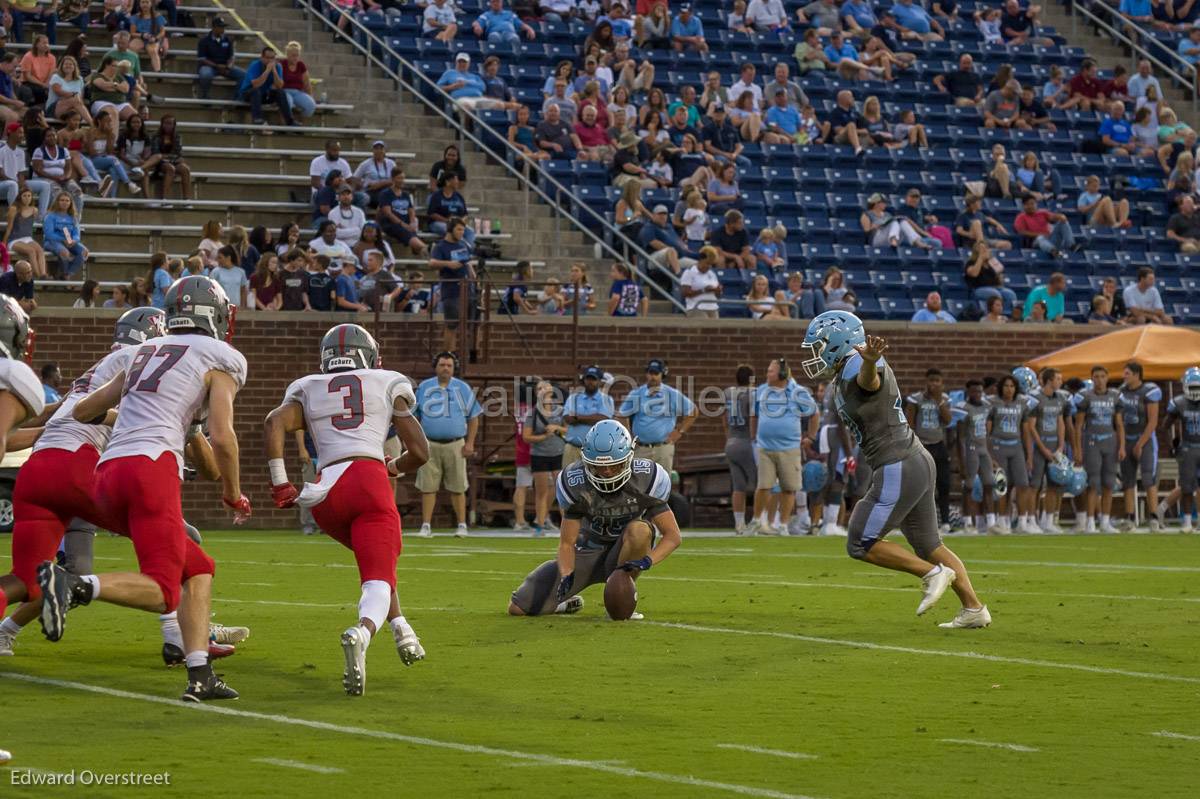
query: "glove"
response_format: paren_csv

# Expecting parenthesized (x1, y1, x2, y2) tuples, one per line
(555, 572, 574, 602)
(619, 556, 653, 573)
(845, 456, 858, 476)
(271, 482, 299, 509)
(223, 494, 252, 525)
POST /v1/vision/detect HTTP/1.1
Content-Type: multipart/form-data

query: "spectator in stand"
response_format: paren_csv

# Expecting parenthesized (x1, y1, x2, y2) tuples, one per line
(281, 41, 317, 120)
(896, 187, 945, 246)
(670, 4, 707, 53)
(48, 56, 92, 126)
(310, 138, 352, 193)
(702, 102, 750, 168)
(0, 54, 24, 127)
(964, 240, 1018, 312)
(1088, 294, 1119, 325)
(574, 103, 614, 161)
(352, 140, 395, 207)
(19, 35, 54, 106)
(746, 273, 787, 319)
(1099, 276, 1130, 321)
(0, 123, 52, 217)
(762, 62, 808, 110)
(667, 85, 702, 128)
(227, 224, 259, 275)
(1065, 59, 1107, 112)
(1166, 194, 1200, 252)
(333, 259, 367, 312)
(599, 2, 634, 40)
(42, 191, 86, 277)
(610, 130, 655, 190)
(1099, 100, 1134, 156)
(1018, 84, 1055, 131)
(129, 275, 150, 307)
(211, 245, 249, 306)
(611, 39, 655, 93)
(429, 217, 475, 350)
(539, 0, 576, 22)
(1015, 196, 1077, 259)
(841, 0, 877, 37)
(562, 262, 596, 315)
(639, 203, 698, 278)
(955, 193, 1012, 250)
(609, 261, 647, 316)
(1178, 25, 1200, 66)
(33, 128, 83, 209)
(763, 88, 803, 144)
(195, 16, 245, 99)
(708, 208, 755, 275)
(357, 250, 403, 311)
(542, 79, 578, 124)
(934, 54, 983, 107)
(824, 30, 880, 81)
(427, 173, 475, 246)
(976, 7, 1003, 43)
(535, 102, 580, 159)
(104, 284, 132, 309)
(437, 52, 506, 113)
(680, 246, 722, 318)
(0, 259, 35, 312)
(794, 28, 834, 75)
(1023, 272, 1068, 323)
(424, 0, 460, 42)
(636, 1, 672, 49)
(912, 291, 956, 323)
(86, 55, 136, 124)
(249, 253, 283, 311)
(821, 266, 856, 311)
(752, 226, 785, 273)
(481, 55, 520, 111)
(377, 166, 428, 256)
(509, 104, 551, 163)
(609, 85, 636, 126)
(429, 144, 467, 191)
(727, 90, 764, 143)
(128, 0, 168, 73)
(1119, 0, 1154, 26)
(2, 186, 44, 276)
(1042, 64, 1069, 108)
(71, 279, 96, 308)
(353, 222, 396, 269)
(728, 63, 763, 113)
(892, 0, 945, 41)
(149, 113, 190, 199)
(309, 219, 358, 267)
(860, 192, 936, 248)
(829, 89, 867, 155)
(1001, 0, 1048, 44)
(981, 295, 1008, 324)
(1131, 106, 1160, 155)
(666, 103, 699, 147)
(780, 272, 824, 319)
(331, 185, 367, 246)
(1124, 266, 1174, 324)
(306, 254, 335, 311)
(473, 0, 536, 44)
(795, 0, 840, 35)
(197, 219, 222, 269)
(279, 249, 311, 311)
(745, 0, 790, 32)
(1078, 174, 1132, 229)
(984, 80, 1029, 130)
(312, 169, 344, 222)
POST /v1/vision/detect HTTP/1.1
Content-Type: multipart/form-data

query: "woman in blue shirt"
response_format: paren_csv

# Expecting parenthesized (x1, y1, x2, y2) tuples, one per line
(706, 161, 741, 216)
(129, 0, 169, 72)
(43, 192, 88, 277)
(149, 251, 176, 308)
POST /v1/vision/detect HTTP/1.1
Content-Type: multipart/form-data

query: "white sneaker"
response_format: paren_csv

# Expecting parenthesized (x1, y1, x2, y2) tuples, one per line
(917, 565, 957, 616)
(734, 522, 747, 536)
(741, 520, 760, 536)
(1084, 518, 1097, 534)
(209, 623, 250, 644)
(787, 516, 810, 536)
(416, 523, 432, 538)
(1018, 519, 1042, 535)
(1099, 519, 1119, 534)
(0, 626, 15, 656)
(760, 522, 784, 536)
(1149, 518, 1162, 533)
(511, 521, 534, 533)
(986, 524, 1008, 536)
(454, 523, 469, 538)
(340, 625, 368, 696)
(1040, 519, 1063, 535)
(961, 523, 978, 536)
(938, 605, 992, 629)
(392, 621, 425, 666)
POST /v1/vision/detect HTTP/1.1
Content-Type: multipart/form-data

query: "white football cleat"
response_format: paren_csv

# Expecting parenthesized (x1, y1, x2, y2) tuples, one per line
(787, 516, 810, 536)
(556, 596, 584, 614)
(0, 626, 15, 656)
(340, 625, 369, 696)
(454, 523, 469, 538)
(759, 522, 782, 536)
(938, 605, 992, 629)
(917, 565, 957, 616)
(1099, 519, 1119, 534)
(416, 523, 432, 538)
(209, 623, 250, 645)
(1018, 519, 1042, 535)
(1040, 519, 1063, 535)
(392, 621, 425, 666)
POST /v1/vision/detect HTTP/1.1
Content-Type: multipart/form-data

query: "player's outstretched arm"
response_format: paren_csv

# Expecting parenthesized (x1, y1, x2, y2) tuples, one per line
(388, 404, 430, 476)
(646, 508, 683, 566)
(208, 370, 246, 514)
(187, 425, 221, 481)
(0, 391, 29, 461)
(25, 400, 59, 427)
(72, 373, 125, 423)
(264, 401, 304, 508)
(853, 335, 888, 392)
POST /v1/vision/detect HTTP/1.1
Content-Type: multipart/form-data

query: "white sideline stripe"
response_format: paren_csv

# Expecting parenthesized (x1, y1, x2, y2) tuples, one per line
(1150, 731, 1200, 742)
(238, 582, 277, 587)
(253, 758, 345, 774)
(215, 598, 478, 614)
(716, 744, 818, 760)
(0, 673, 821, 799)
(643, 621, 1200, 685)
(939, 738, 1040, 753)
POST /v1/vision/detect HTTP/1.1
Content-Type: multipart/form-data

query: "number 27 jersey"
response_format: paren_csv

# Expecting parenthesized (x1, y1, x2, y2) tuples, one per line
(99, 333, 248, 476)
(284, 368, 416, 472)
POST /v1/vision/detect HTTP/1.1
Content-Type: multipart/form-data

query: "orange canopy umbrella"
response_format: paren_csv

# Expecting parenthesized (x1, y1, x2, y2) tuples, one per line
(1026, 326, 1200, 381)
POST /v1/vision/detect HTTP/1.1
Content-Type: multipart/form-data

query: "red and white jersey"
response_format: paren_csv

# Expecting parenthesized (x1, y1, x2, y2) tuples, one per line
(99, 333, 247, 477)
(284, 368, 415, 472)
(0, 358, 45, 421)
(36, 345, 135, 454)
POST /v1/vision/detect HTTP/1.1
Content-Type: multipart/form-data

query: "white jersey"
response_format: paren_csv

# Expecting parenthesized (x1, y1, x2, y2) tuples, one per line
(0, 358, 45, 420)
(284, 368, 415, 472)
(36, 345, 135, 454)
(99, 333, 247, 476)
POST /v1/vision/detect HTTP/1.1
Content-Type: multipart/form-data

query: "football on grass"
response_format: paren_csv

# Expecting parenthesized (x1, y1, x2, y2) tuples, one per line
(604, 570, 638, 620)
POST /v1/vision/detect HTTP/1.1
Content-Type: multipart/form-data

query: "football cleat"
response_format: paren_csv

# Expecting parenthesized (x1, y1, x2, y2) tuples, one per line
(1099, 519, 1119, 534)
(740, 520, 760, 536)
(938, 605, 992, 629)
(37, 562, 92, 642)
(1148, 518, 1162, 533)
(162, 642, 236, 667)
(511, 520, 534, 533)
(181, 671, 239, 702)
(0, 626, 15, 656)
(341, 625, 368, 696)
(392, 622, 425, 666)
(454, 523, 469, 538)
(986, 524, 1009, 536)
(416, 523, 433, 538)
(556, 596, 584, 614)
(1017, 518, 1042, 535)
(1039, 519, 1064, 535)
(210, 623, 250, 645)
(917, 565, 957, 616)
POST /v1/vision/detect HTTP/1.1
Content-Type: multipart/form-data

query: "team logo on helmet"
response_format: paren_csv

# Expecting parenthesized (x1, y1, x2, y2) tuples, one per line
(581, 419, 635, 492)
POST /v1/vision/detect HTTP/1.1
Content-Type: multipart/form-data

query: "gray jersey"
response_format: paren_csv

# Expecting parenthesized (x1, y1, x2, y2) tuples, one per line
(1030, 391, 1067, 444)
(725, 386, 753, 440)
(904, 391, 947, 445)
(1167, 396, 1200, 448)
(1119, 382, 1162, 439)
(834, 354, 921, 469)
(989, 397, 1027, 447)
(1076, 388, 1120, 437)
(956, 400, 992, 451)
(555, 457, 671, 542)
(525, 404, 566, 458)
(820, 385, 838, 427)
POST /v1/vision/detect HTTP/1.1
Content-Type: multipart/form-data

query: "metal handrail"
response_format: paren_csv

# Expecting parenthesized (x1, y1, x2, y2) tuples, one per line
(1069, 0, 1197, 114)
(294, 0, 687, 311)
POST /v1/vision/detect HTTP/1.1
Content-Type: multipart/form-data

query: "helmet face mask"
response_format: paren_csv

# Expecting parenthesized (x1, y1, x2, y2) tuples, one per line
(1184, 367, 1200, 401)
(582, 419, 634, 492)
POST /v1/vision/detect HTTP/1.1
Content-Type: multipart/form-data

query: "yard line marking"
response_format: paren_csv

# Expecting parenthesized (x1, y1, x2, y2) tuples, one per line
(238, 582, 277, 587)
(716, 744, 818, 760)
(0, 673, 822, 799)
(939, 739, 1039, 753)
(643, 621, 1200, 685)
(252, 758, 345, 774)
(215, 598, 480, 614)
(1150, 731, 1200, 742)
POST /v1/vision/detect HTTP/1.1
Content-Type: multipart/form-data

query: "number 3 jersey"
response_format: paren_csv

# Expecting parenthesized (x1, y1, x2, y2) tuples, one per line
(99, 333, 247, 476)
(555, 458, 672, 544)
(35, 345, 135, 454)
(284, 368, 416, 472)
(834, 353, 922, 469)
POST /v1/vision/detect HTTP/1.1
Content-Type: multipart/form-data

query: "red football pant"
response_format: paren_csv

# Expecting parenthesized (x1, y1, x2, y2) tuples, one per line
(8, 446, 120, 607)
(311, 460, 402, 588)
(93, 454, 215, 613)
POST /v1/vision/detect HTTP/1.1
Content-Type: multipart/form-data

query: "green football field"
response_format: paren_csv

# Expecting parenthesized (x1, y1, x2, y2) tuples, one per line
(1, 531, 1197, 798)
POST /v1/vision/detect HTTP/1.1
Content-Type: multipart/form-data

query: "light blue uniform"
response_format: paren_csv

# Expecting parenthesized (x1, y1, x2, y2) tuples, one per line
(563, 389, 615, 447)
(619, 383, 693, 444)
(414, 376, 482, 440)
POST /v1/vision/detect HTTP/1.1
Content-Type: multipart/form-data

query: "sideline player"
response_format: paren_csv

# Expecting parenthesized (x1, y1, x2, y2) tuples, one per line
(1024, 368, 1068, 534)
(903, 369, 952, 534)
(801, 310, 990, 628)
(1073, 366, 1124, 534)
(990, 375, 1038, 533)
(956, 379, 1001, 535)
(723, 363, 756, 533)
(39, 276, 250, 702)
(508, 420, 682, 618)
(264, 323, 430, 696)
(1118, 362, 1161, 530)
(1160, 367, 1200, 531)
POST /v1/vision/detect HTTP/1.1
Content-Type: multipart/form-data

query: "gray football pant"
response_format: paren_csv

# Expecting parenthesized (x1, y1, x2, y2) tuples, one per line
(846, 448, 942, 561)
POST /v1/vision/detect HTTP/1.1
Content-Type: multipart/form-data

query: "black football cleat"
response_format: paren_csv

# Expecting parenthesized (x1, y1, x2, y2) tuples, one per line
(181, 670, 239, 702)
(37, 562, 93, 642)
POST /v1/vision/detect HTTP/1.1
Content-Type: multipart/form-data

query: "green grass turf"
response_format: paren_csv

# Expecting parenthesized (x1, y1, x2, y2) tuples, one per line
(2, 531, 1198, 798)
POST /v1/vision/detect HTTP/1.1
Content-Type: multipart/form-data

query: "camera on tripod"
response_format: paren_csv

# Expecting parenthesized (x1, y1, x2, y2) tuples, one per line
(474, 241, 502, 260)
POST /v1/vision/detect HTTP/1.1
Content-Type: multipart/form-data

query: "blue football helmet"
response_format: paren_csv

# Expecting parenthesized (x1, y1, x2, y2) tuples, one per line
(802, 311, 866, 379)
(581, 419, 635, 493)
(802, 461, 828, 493)
(1047, 453, 1073, 486)
(1184, 366, 1200, 401)
(993, 467, 1008, 497)
(1066, 465, 1088, 497)
(1012, 366, 1038, 395)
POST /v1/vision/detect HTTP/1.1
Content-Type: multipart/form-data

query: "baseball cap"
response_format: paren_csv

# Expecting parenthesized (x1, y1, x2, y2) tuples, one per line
(371, 139, 386, 148)
(456, 52, 470, 63)
(4, 121, 19, 134)
(646, 359, 666, 374)
(583, 365, 604, 380)
(212, 15, 226, 27)
(652, 204, 669, 214)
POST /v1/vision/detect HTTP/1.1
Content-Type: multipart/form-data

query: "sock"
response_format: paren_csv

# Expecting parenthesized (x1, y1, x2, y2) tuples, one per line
(923, 564, 943, 578)
(184, 651, 208, 669)
(358, 580, 391, 634)
(82, 575, 100, 599)
(986, 513, 996, 527)
(390, 615, 413, 635)
(159, 611, 183, 649)
(771, 513, 782, 526)
(1100, 513, 1110, 525)
(824, 505, 839, 526)
(733, 511, 745, 527)
(0, 616, 20, 634)
(758, 512, 769, 526)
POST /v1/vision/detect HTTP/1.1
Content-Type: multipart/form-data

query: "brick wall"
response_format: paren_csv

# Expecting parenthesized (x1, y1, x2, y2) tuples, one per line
(29, 311, 1099, 528)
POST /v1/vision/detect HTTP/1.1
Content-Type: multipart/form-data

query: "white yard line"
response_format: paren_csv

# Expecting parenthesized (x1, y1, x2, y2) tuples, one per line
(1150, 731, 1200, 742)
(643, 621, 1200, 685)
(252, 758, 345, 774)
(716, 744, 818, 760)
(939, 738, 1040, 753)
(0, 673, 823, 799)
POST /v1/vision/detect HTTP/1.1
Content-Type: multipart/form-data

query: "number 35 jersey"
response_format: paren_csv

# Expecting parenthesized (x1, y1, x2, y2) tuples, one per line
(99, 333, 248, 477)
(284, 368, 416, 472)
(555, 458, 672, 544)
(834, 353, 922, 469)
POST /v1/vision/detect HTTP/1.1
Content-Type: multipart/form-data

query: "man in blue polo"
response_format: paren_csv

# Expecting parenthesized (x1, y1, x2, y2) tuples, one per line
(618, 358, 697, 472)
(415, 352, 483, 539)
(562, 365, 615, 467)
(749, 358, 817, 535)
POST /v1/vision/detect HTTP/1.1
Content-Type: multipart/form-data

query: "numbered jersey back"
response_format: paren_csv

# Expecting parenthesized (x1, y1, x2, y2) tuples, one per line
(100, 334, 248, 475)
(36, 346, 135, 455)
(284, 368, 416, 472)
